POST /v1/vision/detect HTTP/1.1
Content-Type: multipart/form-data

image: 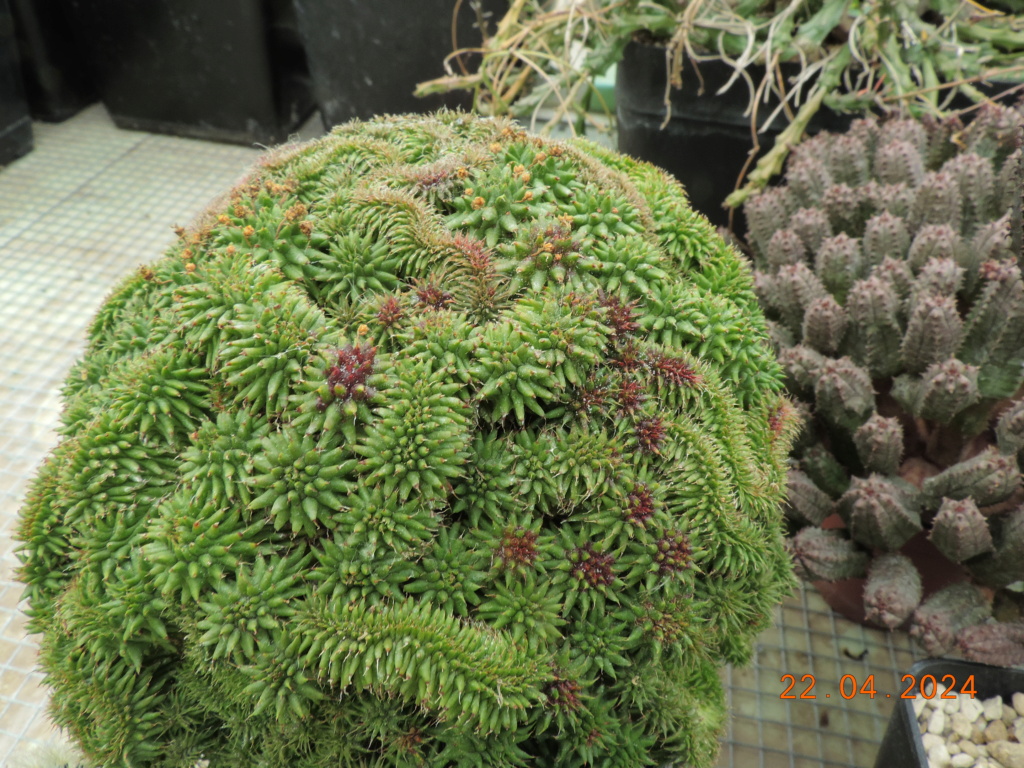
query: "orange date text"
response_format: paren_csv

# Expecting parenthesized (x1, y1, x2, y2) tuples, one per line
(779, 674, 977, 700)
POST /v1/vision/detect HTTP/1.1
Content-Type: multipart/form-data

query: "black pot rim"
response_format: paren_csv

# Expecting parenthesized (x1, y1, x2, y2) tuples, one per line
(874, 657, 1024, 768)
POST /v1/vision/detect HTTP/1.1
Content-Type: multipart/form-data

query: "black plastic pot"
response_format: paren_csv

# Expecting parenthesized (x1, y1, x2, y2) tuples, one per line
(294, 0, 505, 129)
(874, 658, 1024, 768)
(10, 0, 96, 122)
(60, 0, 314, 145)
(0, 0, 32, 164)
(616, 40, 848, 229)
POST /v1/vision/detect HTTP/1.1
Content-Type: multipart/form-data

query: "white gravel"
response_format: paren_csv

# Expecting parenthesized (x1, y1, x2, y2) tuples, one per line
(916, 692, 1024, 768)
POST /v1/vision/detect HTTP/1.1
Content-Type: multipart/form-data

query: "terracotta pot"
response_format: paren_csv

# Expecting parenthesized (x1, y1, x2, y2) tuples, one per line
(812, 514, 969, 628)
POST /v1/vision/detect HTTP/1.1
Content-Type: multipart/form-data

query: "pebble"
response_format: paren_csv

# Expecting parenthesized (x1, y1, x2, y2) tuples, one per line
(929, 743, 952, 767)
(986, 719, 1009, 744)
(990, 741, 1024, 768)
(916, 690, 1024, 768)
(953, 713, 975, 739)
(985, 697, 1005, 721)
(964, 697, 986, 723)
(923, 733, 945, 752)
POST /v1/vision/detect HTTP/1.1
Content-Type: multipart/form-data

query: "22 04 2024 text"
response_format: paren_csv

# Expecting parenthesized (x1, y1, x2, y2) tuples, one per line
(780, 674, 977, 700)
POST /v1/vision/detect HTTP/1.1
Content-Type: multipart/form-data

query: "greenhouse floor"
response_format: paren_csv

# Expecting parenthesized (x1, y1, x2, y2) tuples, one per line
(0, 104, 924, 767)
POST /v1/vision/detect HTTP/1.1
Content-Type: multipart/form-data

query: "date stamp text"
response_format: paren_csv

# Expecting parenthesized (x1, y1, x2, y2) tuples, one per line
(780, 673, 977, 700)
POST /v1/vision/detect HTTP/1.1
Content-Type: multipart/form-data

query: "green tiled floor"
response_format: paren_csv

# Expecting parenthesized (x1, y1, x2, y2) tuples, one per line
(0, 104, 923, 767)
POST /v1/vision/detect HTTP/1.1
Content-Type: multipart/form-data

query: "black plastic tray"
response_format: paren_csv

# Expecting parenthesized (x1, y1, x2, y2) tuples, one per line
(11, 0, 96, 122)
(294, 0, 506, 129)
(874, 658, 1024, 768)
(59, 0, 313, 145)
(0, 0, 32, 163)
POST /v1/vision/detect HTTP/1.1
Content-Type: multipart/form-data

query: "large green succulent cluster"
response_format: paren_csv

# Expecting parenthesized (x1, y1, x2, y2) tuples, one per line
(17, 112, 796, 767)
(745, 105, 1024, 666)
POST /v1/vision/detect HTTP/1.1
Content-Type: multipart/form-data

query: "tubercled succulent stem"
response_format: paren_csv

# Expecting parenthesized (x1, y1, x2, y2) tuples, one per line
(746, 107, 1024, 665)
(17, 112, 796, 766)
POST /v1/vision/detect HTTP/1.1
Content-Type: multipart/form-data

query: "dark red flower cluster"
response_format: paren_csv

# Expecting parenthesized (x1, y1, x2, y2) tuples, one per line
(545, 676, 583, 711)
(452, 233, 492, 272)
(597, 293, 639, 338)
(415, 281, 454, 310)
(571, 544, 615, 588)
(649, 353, 702, 387)
(617, 378, 646, 413)
(610, 341, 644, 373)
(376, 296, 404, 328)
(655, 532, 691, 574)
(325, 343, 376, 403)
(635, 417, 666, 453)
(625, 484, 655, 525)
(496, 527, 538, 569)
(575, 383, 609, 413)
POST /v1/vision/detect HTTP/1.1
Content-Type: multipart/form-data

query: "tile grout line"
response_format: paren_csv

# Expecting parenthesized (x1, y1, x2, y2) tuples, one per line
(1, 132, 150, 248)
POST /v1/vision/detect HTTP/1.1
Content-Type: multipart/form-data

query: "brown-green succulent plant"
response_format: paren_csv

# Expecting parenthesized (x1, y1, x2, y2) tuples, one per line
(745, 103, 1024, 666)
(16, 112, 798, 767)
